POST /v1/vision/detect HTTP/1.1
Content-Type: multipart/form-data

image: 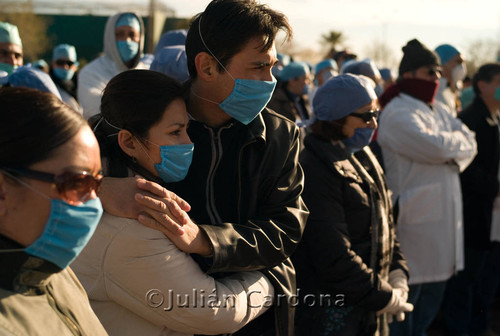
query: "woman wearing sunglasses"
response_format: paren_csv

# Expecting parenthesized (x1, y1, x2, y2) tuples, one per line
(292, 74, 411, 336)
(0, 87, 107, 334)
(71, 69, 273, 335)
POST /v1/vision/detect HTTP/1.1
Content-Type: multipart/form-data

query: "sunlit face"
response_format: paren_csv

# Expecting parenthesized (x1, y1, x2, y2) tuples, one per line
(0, 126, 101, 247)
(115, 25, 140, 43)
(478, 73, 500, 105)
(342, 99, 378, 138)
(412, 65, 441, 83)
(287, 74, 311, 96)
(134, 98, 192, 176)
(0, 42, 23, 66)
(214, 36, 277, 103)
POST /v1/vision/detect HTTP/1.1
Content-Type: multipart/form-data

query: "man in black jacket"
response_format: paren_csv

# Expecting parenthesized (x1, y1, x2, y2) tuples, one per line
(99, 1, 308, 335)
(443, 63, 500, 335)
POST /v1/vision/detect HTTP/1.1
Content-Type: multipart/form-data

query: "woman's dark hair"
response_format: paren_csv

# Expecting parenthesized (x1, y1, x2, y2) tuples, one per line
(185, 0, 292, 79)
(309, 118, 348, 142)
(0, 87, 86, 168)
(91, 69, 184, 177)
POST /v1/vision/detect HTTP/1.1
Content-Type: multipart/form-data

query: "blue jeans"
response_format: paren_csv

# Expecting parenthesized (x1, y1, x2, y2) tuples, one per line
(389, 281, 447, 336)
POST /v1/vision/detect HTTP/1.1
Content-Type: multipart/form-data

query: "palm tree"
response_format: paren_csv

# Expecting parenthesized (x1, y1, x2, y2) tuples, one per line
(321, 30, 345, 51)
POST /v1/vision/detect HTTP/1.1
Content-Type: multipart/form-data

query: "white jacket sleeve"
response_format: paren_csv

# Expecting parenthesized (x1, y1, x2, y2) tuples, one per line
(103, 222, 273, 335)
(77, 65, 107, 120)
(378, 103, 477, 168)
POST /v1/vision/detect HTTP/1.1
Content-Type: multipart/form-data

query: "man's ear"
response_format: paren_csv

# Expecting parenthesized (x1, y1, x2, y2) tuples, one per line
(195, 52, 218, 81)
(118, 129, 140, 158)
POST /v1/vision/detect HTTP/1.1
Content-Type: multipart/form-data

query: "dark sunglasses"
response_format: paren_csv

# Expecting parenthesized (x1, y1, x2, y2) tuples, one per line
(55, 59, 75, 67)
(350, 109, 380, 123)
(2, 167, 103, 203)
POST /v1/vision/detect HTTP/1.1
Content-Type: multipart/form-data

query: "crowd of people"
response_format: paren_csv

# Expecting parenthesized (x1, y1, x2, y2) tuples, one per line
(1, 0, 500, 335)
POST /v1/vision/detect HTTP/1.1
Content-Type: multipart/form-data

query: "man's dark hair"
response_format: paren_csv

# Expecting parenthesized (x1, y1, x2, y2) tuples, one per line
(472, 63, 500, 95)
(185, 0, 292, 78)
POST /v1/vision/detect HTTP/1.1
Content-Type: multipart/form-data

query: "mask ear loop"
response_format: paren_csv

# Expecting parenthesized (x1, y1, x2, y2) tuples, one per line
(197, 15, 235, 81)
(134, 137, 158, 166)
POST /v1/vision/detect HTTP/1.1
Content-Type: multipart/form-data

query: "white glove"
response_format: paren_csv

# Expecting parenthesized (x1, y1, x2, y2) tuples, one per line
(377, 288, 413, 323)
(388, 269, 410, 322)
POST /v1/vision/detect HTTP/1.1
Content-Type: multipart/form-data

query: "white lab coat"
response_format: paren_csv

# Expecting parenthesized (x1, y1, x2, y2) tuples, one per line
(378, 93, 477, 285)
(77, 12, 149, 120)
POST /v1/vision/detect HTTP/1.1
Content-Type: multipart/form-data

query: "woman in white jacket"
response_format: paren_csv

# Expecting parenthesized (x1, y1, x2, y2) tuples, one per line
(72, 70, 273, 336)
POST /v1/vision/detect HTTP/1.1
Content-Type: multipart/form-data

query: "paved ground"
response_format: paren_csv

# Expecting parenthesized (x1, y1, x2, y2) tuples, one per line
(427, 298, 500, 336)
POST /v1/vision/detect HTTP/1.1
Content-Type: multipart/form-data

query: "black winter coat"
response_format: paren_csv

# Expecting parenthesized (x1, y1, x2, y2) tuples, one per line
(170, 108, 309, 336)
(459, 96, 500, 249)
(293, 134, 408, 336)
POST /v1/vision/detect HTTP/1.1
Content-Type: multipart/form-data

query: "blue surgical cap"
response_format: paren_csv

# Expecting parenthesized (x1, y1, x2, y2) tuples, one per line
(52, 44, 78, 62)
(154, 29, 187, 55)
(313, 74, 377, 121)
(151, 45, 190, 83)
(315, 59, 338, 74)
(279, 61, 310, 82)
(434, 44, 461, 65)
(32, 59, 48, 69)
(379, 68, 393, 81)
(277, 53, 291, 66)
(0, 22, 22, 47)
(8, 66, 61, 100)
(116, 13, 141, 31)
(341, 58, 381, 80)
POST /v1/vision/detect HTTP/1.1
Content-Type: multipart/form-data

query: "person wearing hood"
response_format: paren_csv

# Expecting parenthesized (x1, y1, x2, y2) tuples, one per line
(377, 39, 477, 336)
(267, 61, 313, 125)
(434, 44, 467, 116)
(293, 74, 411, 336)
(0, 22, 23, 79)
(78, 12, 148, 120)
(49, 44, 81, 113)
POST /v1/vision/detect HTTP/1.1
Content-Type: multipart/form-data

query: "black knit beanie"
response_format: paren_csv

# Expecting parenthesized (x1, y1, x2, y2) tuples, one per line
(398, 39, 440, 76)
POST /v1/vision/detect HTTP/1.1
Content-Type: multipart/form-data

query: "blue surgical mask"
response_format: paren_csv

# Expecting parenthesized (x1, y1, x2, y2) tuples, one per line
(154, 144, 194, 183)
(218, 77, 277, 125)
(342, 127, 375, 153)
(495, 87, 500, 102)
(0, 62, 17, 76)
(25, 198, 103, 269)
(139, 139, 194, 183)
(53, 67, 75, 81)
(197, 16, 276, 125)
(117, 40, 139, 62)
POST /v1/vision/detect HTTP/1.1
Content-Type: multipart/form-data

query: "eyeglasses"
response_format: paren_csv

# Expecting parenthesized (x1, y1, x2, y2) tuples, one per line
(2, 167, 103, 203)
(55, 59, 75, 67)
(350, 109, 380, 124)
